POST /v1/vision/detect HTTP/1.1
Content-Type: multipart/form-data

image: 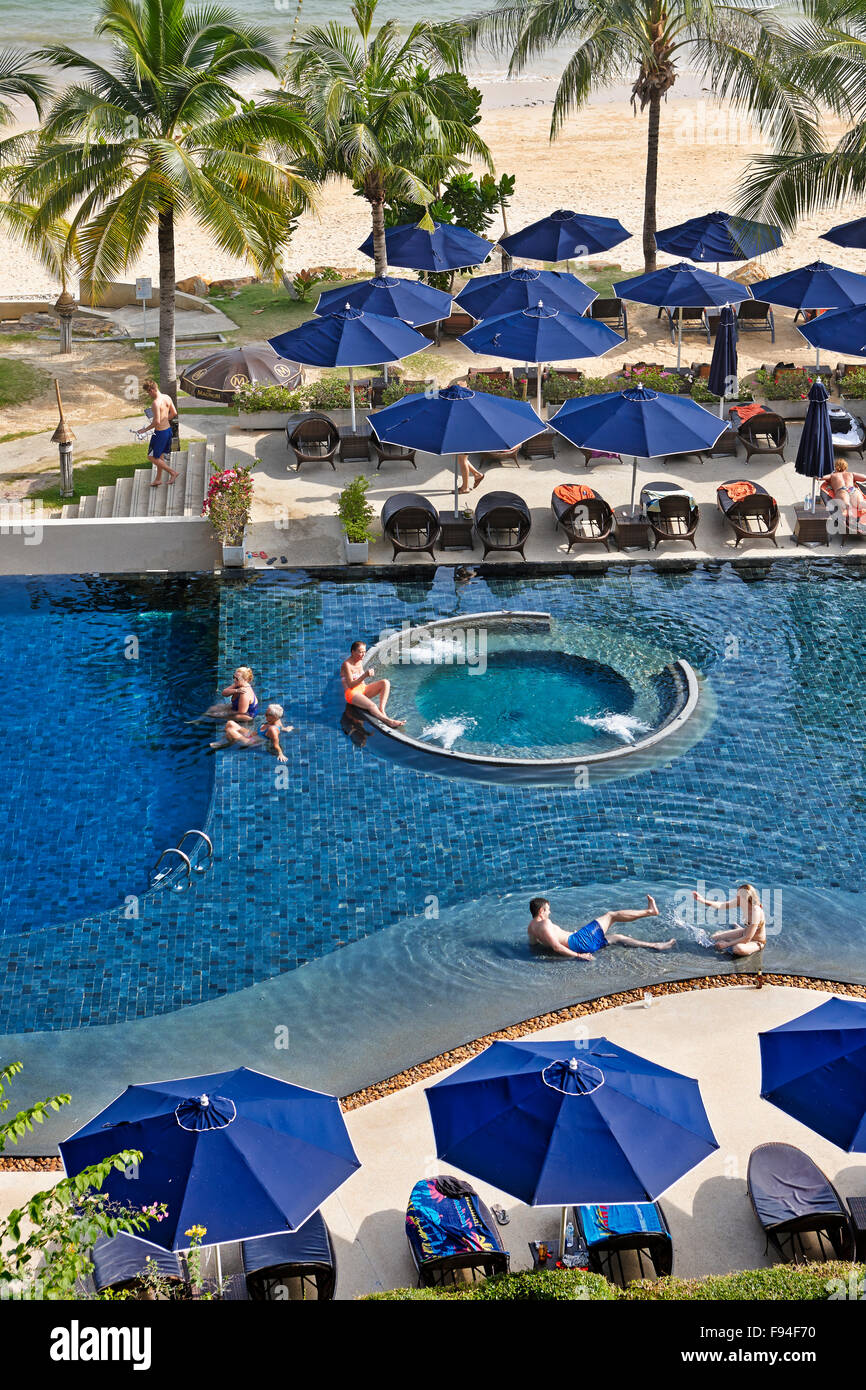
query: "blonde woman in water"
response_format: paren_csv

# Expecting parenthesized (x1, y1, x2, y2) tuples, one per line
(693, 883, 766, 957)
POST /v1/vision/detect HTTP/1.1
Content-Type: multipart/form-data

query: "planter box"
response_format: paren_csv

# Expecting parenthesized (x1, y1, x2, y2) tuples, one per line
(221, 542, 245, 567)
(754, 398, 809, 420)
(344, 538, 369, 564)
(236, 410, 291, 430)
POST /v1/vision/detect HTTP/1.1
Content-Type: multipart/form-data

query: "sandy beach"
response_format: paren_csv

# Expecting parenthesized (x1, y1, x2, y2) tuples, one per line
(2, 86, 866, 296)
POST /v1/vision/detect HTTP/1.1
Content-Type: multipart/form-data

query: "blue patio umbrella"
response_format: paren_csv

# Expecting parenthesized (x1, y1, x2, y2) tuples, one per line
(822, 217, 866, 249)
(707, 304, 739, 418)
(614, 261, 751, 368)
(369, 383, 544, 517)
(798, 301, 866, 359)
(759, 260, 866, 371)
(60, 1067, 361, 1258)
(760, 997, 866, 1151)
(794, 377, 835, 509)
(551, 384, 727, 506)
(269, 305, 429, 427)
(459, 301, 624, 413)
(426, 1038, 718, 1247)
(358, 220, 495, 273)
(655, 210, 783, 266)
(456, 266, 597, 320)
(500, 208, 631, 262)
(314, 274, 452, 325)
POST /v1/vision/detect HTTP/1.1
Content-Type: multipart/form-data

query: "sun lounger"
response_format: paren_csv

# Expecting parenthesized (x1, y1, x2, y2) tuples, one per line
(406, 1176, 509, 1288)
(286, 411, 340, 471)
(736, 300, 775, 341)
(747, 1143, 855, 1264)
(551, 485, 614, 551)
(819, 476, 866, 543)
(661, 305, 711, 344)
(242, 1210, 337, 1300)
(737, 411, 788, 463)
(589, 297, 628, 336)
(91, 1233, 186, 1298)
(717, 480, 779, 547)
(640, 481, 700, 548)
(521, 429, 557, 459)
(474, 490, 532, 559)
(373, 439, 417, 469)
(381, 492, 441, 560)
(572, 1202, 673, 1286)
(828, 406, 866, 458)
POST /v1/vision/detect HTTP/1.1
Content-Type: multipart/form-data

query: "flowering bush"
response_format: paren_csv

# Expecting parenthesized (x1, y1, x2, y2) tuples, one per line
(468, 373, 521, 398)
(619, 364, 684, 394)
(544, 371, 591, 402)
(690, 376, 753, 404)
(202, 461, 256, 545)
(753, 366, 814, 400)
(303, 377, 372, 410)
(840, 369, 866, 399)
(289, 266, 345, 302)
(234, 383, 306, 412)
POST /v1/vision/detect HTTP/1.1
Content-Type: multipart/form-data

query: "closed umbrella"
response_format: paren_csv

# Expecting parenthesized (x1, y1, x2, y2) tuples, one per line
(179, 343, 302, 402)
(369, 383, 543, 518)
(456, 266, 597, 320)
(655, 210, 783, 269)
(551, 384, 727, 507)
(459, 301, 624, 414)
(500, 208, 631, 262)
(60, 1067, 361, 1268)
(795, 378, 835, 510)
(707, 304, 738, 418)
(358, 220, 495, 273)
(614, 261, 751, 369)
(315, 274, 452, 324)
(760, 997, 866, 1151)
(269, 305, 429, 428)
(426, 1037, 718, 1253)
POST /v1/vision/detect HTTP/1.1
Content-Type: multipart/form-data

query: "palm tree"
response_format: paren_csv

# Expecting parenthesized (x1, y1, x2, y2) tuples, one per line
(285, 0, 493, 277)
(5, 0, 317, 400)
(0, 49, 51, 128)
(449, 0, 824, 271)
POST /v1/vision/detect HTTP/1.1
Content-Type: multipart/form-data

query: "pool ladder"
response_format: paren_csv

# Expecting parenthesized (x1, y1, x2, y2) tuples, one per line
(153, 830, 214, 890)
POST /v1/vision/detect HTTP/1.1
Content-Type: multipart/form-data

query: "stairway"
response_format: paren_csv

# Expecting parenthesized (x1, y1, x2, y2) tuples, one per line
(60, 434, 225, 520)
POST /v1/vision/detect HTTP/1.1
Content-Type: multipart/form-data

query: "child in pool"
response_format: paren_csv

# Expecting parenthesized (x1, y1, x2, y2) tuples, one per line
(212, 704, 293, 760)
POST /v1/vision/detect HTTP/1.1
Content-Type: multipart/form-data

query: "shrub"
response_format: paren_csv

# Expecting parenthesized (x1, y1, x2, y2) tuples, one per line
(690, 377, 753, 404)
(381, 380, 415, 406)
(619, 364, 684, 393)
(289, 266, 345, 302)
(337, 474, 376, 544)
(840, 368, 866, 399)
(753, 366, 814, 400)
(234, 383, 306, 413)
(365, 1269, 618, 1300)
(304, 377, 372, 410)
(468, 372, 521, 398)
(201, 461, 256, 544)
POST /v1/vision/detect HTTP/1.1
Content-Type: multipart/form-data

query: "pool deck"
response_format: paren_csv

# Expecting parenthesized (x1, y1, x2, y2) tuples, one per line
(2, 984, 860, 1298)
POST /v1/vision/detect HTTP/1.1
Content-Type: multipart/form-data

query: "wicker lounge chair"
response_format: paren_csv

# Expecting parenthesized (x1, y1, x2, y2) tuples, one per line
(521, 430, 556, 459)
(242, 1211, 337, 1300)
(819, 476, 866, 542)
(572, 1203, 673, 1286)
(474, 490, 532, 559)
(91, 1233, 187, 1298)
(372, 438, 417, 469)
(640, 481, 700, 548)
(828, 406, 866, 458)
(738, 411, 788, 463)
(736, 299, 775, 341)
(286, 411, 340, 471)
(717, 480, 779, 547)
(406, 1176, 509, 1288)
(381, 493, 441, 561)
(479, 444, 522, 468)
(747, 1143, 855, 1265)
(589, 296, 628, 336)
(551, 486, 614, 552)
(700, 428, 739, 460)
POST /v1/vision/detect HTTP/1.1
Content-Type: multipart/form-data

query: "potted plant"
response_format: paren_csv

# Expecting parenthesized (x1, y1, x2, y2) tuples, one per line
(235, 383, 306, 429)
(337, 474, 376, 563)
(839, 368, 866, 401)
(202, 460, 256, 567)
(750, 366, 815, 419)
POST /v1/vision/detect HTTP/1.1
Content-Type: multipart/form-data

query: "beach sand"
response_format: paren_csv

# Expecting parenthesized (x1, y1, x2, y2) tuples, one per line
(1, 88, 865, 295)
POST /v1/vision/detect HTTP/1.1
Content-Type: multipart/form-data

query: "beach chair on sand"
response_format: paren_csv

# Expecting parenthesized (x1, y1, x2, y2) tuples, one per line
(589, 297, 628, 336)
(736, 300, 775, 341)
(747, 1143, 855, 1265)
(242, 1211, 337, 1300)
(406, 1176, 509, 1288)
(572, 1202, 673, 1287)
(661, 306, 711, 344)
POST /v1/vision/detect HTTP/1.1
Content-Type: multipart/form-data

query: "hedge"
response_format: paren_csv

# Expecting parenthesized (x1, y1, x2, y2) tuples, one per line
(364, 1262, 864, 1301)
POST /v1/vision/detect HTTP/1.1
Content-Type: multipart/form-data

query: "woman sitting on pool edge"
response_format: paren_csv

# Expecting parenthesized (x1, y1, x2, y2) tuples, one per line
(213, 704, 293, 761)
(693, 884, 766, 956)
(527, 895, 675, 958)
(341, 641, 405, 729)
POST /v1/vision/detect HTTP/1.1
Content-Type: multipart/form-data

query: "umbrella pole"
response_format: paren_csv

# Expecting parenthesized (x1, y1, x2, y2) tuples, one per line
(630, 456, 638, 510)
(537, 368, 543, 418)
(811, 475, 817, 510)
(454, 453, 460, 520)
(677, 308, 683, 371)
(559, 1205, 568, 1262)
(216, 1243, 222, 1292)
(349, 366, 356, 430)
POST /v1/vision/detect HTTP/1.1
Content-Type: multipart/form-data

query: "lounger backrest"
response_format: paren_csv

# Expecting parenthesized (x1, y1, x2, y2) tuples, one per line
(738, 300, 771, 319)
(391, 508, 437, 537)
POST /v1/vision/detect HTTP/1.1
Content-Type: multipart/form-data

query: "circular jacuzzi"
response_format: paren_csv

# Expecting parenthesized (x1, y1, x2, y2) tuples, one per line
(362, 611, 708, 786)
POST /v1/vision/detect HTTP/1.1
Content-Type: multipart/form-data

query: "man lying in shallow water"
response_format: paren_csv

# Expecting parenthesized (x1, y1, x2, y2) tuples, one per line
(527, 895, 675, 959)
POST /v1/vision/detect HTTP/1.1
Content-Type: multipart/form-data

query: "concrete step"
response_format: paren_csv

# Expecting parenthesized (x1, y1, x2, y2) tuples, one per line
(146, 462, 172, 517)
(95, 484, 116, 518)
(60, 503, 78, 519)
(112, 474, 134, 517)
(167, 451, 189, 517)
(184, 441, 206, 517)
(79, 493, 98, 519)
(129, 467, 152, 518)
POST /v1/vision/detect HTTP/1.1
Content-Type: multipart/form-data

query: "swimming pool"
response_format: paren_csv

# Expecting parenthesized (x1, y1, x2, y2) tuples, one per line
(1, 561, 865, 1043)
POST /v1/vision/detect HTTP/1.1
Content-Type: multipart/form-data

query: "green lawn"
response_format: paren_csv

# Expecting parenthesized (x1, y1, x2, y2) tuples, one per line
(0, 357, 50, 408)
(25, 438, 196, 509)
(0, 427, 43, 445)
(208, 279, 363, 343)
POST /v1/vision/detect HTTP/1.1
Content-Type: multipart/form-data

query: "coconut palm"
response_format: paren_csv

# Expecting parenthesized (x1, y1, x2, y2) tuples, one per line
(5, 0, 317, 399)
(0, 49, 51, 128)
(449, 0, 825, 271)
(285, 0, 493, 277)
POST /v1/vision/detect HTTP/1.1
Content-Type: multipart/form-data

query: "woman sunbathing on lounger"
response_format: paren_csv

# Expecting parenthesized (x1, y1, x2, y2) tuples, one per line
(340, 641, 405, 728)
(692, 883, 766, 956)
(527, 896, 675, 959)
(822, 458, 866, 530)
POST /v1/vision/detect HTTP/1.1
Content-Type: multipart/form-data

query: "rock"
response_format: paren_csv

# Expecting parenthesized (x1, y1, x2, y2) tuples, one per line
(207, 275, 258, 292)
(176, 275, 210, 297)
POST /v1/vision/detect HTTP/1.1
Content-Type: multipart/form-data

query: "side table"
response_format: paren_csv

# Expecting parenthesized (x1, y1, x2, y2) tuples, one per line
(614, 505, 651, 551)
(438, 510, 475, 551)
(793, 504, 829, 546)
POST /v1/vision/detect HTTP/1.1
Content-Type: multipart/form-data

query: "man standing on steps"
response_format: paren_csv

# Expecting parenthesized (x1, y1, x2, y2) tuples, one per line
(138, 379, 179, 487)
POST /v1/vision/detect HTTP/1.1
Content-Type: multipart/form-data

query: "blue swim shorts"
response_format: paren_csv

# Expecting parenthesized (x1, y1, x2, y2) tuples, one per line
(149, 427, 173, 459)
(567, 919, 607, 955)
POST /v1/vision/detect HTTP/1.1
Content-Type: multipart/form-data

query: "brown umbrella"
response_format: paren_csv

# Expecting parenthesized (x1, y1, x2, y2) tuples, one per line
(179, 343, 303, 402)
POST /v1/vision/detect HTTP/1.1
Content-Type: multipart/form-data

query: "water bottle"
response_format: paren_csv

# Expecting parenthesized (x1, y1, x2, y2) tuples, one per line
(564, 1221, 574, 1253)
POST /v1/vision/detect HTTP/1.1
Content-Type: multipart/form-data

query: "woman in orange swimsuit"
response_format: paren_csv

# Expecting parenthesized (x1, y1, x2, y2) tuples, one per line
(340, 641, 406, 728)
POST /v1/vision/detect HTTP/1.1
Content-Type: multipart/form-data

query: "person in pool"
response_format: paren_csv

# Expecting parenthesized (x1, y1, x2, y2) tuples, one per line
(340, 641, 405, 728)
(527, 895, 675, 959)
(189, 667, 259, 723)
(214, 703, 293, 760)
(693, 883, 766, 957)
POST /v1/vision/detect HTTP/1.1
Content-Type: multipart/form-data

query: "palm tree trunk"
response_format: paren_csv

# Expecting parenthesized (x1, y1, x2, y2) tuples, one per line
(642, 92, 662, 273)
(157, 205, 177, 404)
(370, 195, 387, 277)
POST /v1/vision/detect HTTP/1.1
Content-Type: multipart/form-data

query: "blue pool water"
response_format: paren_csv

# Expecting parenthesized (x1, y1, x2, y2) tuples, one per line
(1, 561, 866, 1040)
